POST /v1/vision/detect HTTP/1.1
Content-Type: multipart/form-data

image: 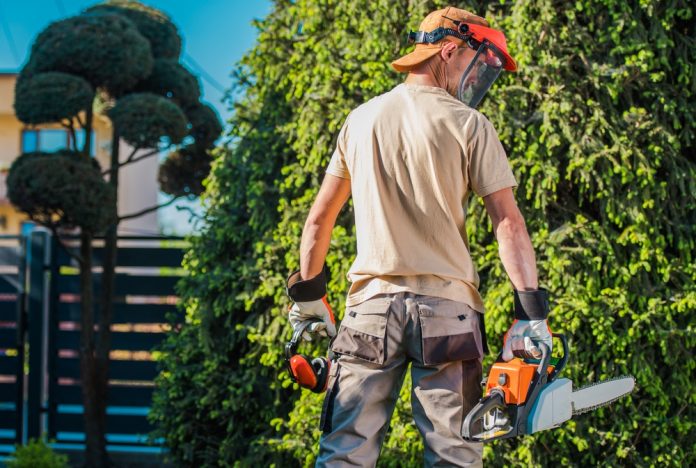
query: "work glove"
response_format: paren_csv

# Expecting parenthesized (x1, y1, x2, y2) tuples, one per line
(502, 289, 552, 362)
(286, 266, 336, 341)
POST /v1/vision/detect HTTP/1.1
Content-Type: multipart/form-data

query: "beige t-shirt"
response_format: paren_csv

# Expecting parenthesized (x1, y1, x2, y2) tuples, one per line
(327, 83, 517, 311)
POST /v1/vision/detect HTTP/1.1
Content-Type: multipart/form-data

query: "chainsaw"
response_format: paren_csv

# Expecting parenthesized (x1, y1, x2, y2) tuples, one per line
(462, 333, 635, 442)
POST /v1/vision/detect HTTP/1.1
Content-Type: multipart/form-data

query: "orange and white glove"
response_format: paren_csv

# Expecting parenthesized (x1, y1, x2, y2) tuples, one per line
(286, 266, 336, 341)
(502, 289, 552, 361)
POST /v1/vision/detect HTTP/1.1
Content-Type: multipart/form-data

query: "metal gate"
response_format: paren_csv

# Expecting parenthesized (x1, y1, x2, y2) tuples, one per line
(0, 234, 25, 458)
(0, 228, 185, 461)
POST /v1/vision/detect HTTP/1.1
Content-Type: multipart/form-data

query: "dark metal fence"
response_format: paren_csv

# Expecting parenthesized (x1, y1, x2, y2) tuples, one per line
(0, 235, 25, 458)
(0, 229, 186, 461)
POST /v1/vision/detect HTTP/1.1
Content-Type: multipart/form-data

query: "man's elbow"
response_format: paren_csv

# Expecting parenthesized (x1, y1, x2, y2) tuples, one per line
(305, 210, 334, 231)
(495, 214, 528, 241)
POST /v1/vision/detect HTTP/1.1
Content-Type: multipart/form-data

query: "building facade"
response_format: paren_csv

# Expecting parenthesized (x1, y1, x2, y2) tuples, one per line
(0, 73, 160, 235)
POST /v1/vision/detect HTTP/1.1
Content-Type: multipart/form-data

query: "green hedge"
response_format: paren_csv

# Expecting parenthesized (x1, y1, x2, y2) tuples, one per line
(149, 0, 696, 466)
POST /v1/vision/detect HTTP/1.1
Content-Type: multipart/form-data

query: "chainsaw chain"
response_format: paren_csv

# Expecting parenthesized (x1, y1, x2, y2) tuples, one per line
(571, 375, 635, 415)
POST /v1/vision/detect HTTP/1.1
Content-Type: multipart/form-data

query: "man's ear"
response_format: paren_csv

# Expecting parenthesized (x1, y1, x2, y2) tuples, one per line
(439, 41, 458, 63)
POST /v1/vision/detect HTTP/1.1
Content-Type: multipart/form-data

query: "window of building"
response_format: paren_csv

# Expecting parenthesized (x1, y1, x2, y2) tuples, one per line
(21, 130, 38, 152)
(40, 129, 69, 152)
(21, 129, 96, 155)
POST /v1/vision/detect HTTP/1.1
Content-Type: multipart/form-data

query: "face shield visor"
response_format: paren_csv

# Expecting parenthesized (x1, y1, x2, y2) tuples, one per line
(456, 40, 505, 108)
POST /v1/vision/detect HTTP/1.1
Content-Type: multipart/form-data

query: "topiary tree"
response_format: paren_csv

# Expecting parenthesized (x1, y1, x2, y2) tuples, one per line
(7, 151, 115, 233)
(14, 73, 94, 126)
(28, 13, 153, 97)
(134, 59, 201, 108)
(150, 0, 695, 466)
(86, 0, 182, 60)
(8, 2, 222, 466)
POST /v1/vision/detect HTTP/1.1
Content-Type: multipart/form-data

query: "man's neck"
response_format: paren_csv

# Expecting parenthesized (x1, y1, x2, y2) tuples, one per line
(404, 70, 439, 88)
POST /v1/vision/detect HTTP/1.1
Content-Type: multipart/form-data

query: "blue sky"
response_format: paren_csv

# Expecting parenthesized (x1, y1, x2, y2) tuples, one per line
(0, 0, 273, 235)
(0, 0, 272, 121)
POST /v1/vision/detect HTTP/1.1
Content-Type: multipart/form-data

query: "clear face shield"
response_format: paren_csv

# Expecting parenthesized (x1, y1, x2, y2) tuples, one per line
(456, 40, 505, 108)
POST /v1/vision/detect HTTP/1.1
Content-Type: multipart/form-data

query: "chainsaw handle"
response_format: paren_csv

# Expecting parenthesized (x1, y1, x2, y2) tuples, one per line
(548, 333, 568, 381)
(536, 341, 551, 375)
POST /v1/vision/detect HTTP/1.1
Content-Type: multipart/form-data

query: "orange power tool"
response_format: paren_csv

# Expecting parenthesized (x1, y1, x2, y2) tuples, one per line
(462, 333, 635, 442)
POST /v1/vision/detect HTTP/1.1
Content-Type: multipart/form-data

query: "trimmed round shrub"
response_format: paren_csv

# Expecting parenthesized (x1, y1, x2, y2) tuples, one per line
(108, 93, 187, 148)
(7, 151, 116, 234)
(158, 145, 212, 197)
(86, 0, 182, 59)
(186, 102, 223, 149)
(14, 72, 94, 124)
(30, 13, 153, 96)
(136, 59, 200, 108)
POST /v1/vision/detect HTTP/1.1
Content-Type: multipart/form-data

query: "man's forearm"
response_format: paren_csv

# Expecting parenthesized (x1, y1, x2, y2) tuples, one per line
(299, 218, 334, 280)
(297, 174, 351, 280)
(495, 217, 538, 291)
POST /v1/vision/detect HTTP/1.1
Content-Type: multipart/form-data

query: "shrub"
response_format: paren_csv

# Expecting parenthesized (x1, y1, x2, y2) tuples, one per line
(108, 92, 188, 148)
(6, 150, 116, 234)
(6, 437, 69, 468)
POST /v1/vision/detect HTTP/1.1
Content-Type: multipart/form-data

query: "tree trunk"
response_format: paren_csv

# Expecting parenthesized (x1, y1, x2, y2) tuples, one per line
(79, 231, 111, 467)
(83, 106, 93, 157)
(95, 129, 120, 463)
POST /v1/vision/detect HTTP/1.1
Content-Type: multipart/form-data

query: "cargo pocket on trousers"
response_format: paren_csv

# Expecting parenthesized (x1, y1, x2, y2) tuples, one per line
(320, 361, 340, 434)
(417, 300, 483, 366)
(330, 297, 391, 365)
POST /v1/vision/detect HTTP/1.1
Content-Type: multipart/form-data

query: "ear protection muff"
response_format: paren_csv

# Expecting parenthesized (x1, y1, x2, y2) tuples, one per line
(285, 320, 331, 393)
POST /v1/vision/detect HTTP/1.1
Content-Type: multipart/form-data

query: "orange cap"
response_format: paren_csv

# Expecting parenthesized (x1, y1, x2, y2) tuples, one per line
(392, 6, 517, 73)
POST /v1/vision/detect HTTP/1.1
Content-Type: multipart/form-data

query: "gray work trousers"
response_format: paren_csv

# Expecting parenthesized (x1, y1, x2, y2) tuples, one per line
(317, 292, 484, 467)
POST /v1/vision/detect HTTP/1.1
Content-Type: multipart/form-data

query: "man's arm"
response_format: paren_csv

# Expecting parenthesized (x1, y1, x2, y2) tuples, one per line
(483, 187, 538, 291)
(299, 174, 351, 279)
(484, 187, 551, 361)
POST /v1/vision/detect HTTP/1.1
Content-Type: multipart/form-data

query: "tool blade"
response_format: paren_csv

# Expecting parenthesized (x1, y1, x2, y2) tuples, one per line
(571, 376, 635, 415)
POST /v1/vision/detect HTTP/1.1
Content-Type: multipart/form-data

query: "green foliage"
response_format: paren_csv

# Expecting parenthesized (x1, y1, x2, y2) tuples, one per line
(7, 151, 115, 234)
(149, 62, 298, 462)
(108, 92, 188, 148)
(186, 102, 223, 149)
(86, 0, 182, 59)
(29, 13, 153, 96)
(136, 59, 200, 108)
(6, 437, 69, 468)
(158, 145, 212, 197)
(14, 72, 94, 124)
(152, 0, 696, 466)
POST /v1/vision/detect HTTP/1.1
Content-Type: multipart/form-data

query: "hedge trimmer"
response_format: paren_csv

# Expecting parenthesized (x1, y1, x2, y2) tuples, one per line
(462, 333, 635, 441)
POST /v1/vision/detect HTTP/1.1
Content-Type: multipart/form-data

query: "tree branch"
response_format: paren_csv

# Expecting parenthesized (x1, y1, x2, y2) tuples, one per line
(125, 148, 159, 165)
(125, 146, 139, 163)
(62, 119, 78, 152)
(75, 112, 85, 128)
(118, 196, 180, 222)
(175, 204, 203, 222)
(101, 148, 161, 176)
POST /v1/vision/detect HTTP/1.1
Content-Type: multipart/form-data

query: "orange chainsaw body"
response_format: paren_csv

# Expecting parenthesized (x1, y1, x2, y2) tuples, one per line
(485, 359, 555, 405)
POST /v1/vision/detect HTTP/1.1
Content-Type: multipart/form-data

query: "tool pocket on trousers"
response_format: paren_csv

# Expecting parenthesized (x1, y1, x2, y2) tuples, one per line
(417, 299, 482, 366)
(330, 297, 391, 365)
(320, 361, 340, 434)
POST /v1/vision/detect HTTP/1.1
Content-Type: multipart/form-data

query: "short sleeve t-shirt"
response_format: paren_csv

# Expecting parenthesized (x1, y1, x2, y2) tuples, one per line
(327, 83, 517, 311)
